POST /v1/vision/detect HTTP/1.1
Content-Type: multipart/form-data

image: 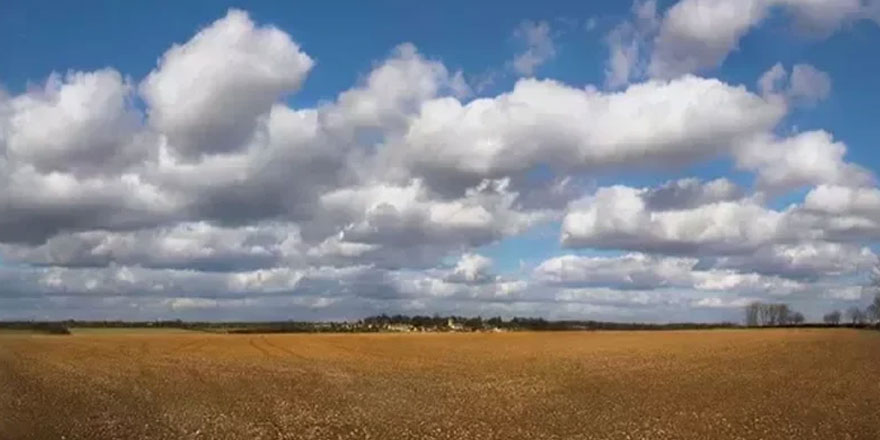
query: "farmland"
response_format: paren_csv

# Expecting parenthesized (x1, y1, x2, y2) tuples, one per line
(1, 329, 878, 440)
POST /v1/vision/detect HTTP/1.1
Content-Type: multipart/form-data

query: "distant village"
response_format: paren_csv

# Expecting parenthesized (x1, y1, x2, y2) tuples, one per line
(3, 312, 877, 336)
(360, 316, 501, 332)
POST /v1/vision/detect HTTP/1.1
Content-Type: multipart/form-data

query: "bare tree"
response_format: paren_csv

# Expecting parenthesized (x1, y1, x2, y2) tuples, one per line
(774, 304, 791, 325)
(846, 306, 866, 325)
(823, 310, 841, 325)
(745, 302, 802, 327)
(745, 302, 760, 327)
(758, 303, 774, 326)
(866, 265, 880, 324)
(867, 293, 880, 324)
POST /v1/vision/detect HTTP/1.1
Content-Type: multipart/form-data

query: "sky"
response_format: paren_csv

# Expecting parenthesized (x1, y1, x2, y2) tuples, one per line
(1, 0, 880, 322)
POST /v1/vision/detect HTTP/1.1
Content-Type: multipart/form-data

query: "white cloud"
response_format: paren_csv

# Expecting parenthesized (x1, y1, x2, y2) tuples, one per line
(319, 178, 549, 257)
(324, 43, 466, 136)
(643, 178, 743, 210)
(735, 130, 873, 192)
(803, 184, 880, 216)
(446, 253, 497, 284)
(1, 222, 304, 271)
(822, 286, 864, 301)
(648, 0, 877, 78)
(0, 166, 181, 244)
(691, 271, 805, 295)
(604, 0, 659, 88)
(535, 253, 696, 289)
(691, 296, 755, 309)
(512, 21, 557, 76)
(561, 185, 783, 254)
(141, 9, 314, 158)
(778, 0, 869, 35)
(392, 270, 527, 301)
(758, 62, 788, 97)
(5, 69, 143, 175)
(649, 0, 769, 78)
(562, 181, 880, 271)
(716, 242, 878, 279)
(396, 75, 783, 185)
(228, 267, 304, 293)
(758, 63, 832, 106)
(535, 252, 807, 295)
(554, 287, 687, 308)
(788, 63, 832, 105)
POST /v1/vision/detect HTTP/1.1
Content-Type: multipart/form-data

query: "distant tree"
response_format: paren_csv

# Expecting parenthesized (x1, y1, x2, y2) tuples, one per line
(464, 316, 484, 331)
(867, 293, 880, 324)
(790, 312, 805, 325)
(745, 302, 760, 327)
(847, 307, 866, 325)
(772, 303, 791, 325)
(758, 303, 774, 325)
(823, 310, 842, 325)
(863, 265, 880, 324)
(745, 302, 801, 326)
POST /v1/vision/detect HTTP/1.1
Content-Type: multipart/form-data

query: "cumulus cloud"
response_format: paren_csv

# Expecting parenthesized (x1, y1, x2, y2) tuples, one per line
(1, 222, 304, 271)
(788, 64, 832, 104)
(0, 169, 181, 245)
(648, 0, 878, 78)
(757, 63, 788, 97)
(758, 63, 832, 106)
(4, 69, 143, 175)
(561, 184, 783, 254)
(535, 252, 807, 295)
(316, 178, 550, 267)
(643, 178, 743, 210)
(562, 180, 880, 266)
(512, 20, 557, 76)
(779, 0, 871, 35)
(324, 43, 468, 136)
(141, 9, 314, 158)
(445, 253, 497, 284)
(535, 253, 696, 289)
(715, 242, 878, 280)
(803, 184, 880, 216)
(604, 0, 659, 88)
(735, 130, 873, 192)
(395, 75, 783, 189)
(393, 270, 527, 301)
(649, 0, 769, 78)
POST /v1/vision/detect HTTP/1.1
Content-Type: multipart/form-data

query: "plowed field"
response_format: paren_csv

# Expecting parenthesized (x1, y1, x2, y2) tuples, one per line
(1, 329, 878, 439)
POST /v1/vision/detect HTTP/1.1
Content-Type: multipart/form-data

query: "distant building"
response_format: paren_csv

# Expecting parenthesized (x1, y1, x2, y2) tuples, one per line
(386, 324, 414, 332)
(447, 318, 462, 331)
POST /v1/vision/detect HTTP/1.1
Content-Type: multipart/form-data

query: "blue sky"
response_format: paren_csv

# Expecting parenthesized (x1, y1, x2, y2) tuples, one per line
(1, 0, 879, 322)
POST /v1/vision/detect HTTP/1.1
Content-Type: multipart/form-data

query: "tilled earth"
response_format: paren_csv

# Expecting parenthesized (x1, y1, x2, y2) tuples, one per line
(1, 329, 878, 440)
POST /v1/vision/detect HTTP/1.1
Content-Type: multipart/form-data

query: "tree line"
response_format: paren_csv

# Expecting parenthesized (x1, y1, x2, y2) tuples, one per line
(822, 263, 880, 326)
(1, 316, 745, 334)
(744, 302, 805, 327)
(746, 294, 880, 328)
(822, 292, 880, 325)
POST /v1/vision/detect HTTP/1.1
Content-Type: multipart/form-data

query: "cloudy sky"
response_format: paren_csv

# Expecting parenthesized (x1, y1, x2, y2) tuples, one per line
(1, 0, 879, 322)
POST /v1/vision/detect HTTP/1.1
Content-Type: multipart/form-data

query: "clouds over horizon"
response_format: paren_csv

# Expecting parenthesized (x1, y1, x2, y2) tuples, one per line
(1, 5, 878, 322)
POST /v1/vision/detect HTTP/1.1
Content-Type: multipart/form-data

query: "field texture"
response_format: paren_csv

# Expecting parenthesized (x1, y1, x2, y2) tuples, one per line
(1, 329, 878, 440)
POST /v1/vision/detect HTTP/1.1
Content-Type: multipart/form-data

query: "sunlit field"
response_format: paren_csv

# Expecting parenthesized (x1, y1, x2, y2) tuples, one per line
(2, 329, 878, 440)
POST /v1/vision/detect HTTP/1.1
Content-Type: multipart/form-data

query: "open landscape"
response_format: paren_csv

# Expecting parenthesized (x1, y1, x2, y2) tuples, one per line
(2, 328, 878, 440)
(4, 1, 880, 439)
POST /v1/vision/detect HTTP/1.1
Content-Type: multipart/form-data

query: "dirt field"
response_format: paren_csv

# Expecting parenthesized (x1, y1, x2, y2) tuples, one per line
(1, 329, 878, 440)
